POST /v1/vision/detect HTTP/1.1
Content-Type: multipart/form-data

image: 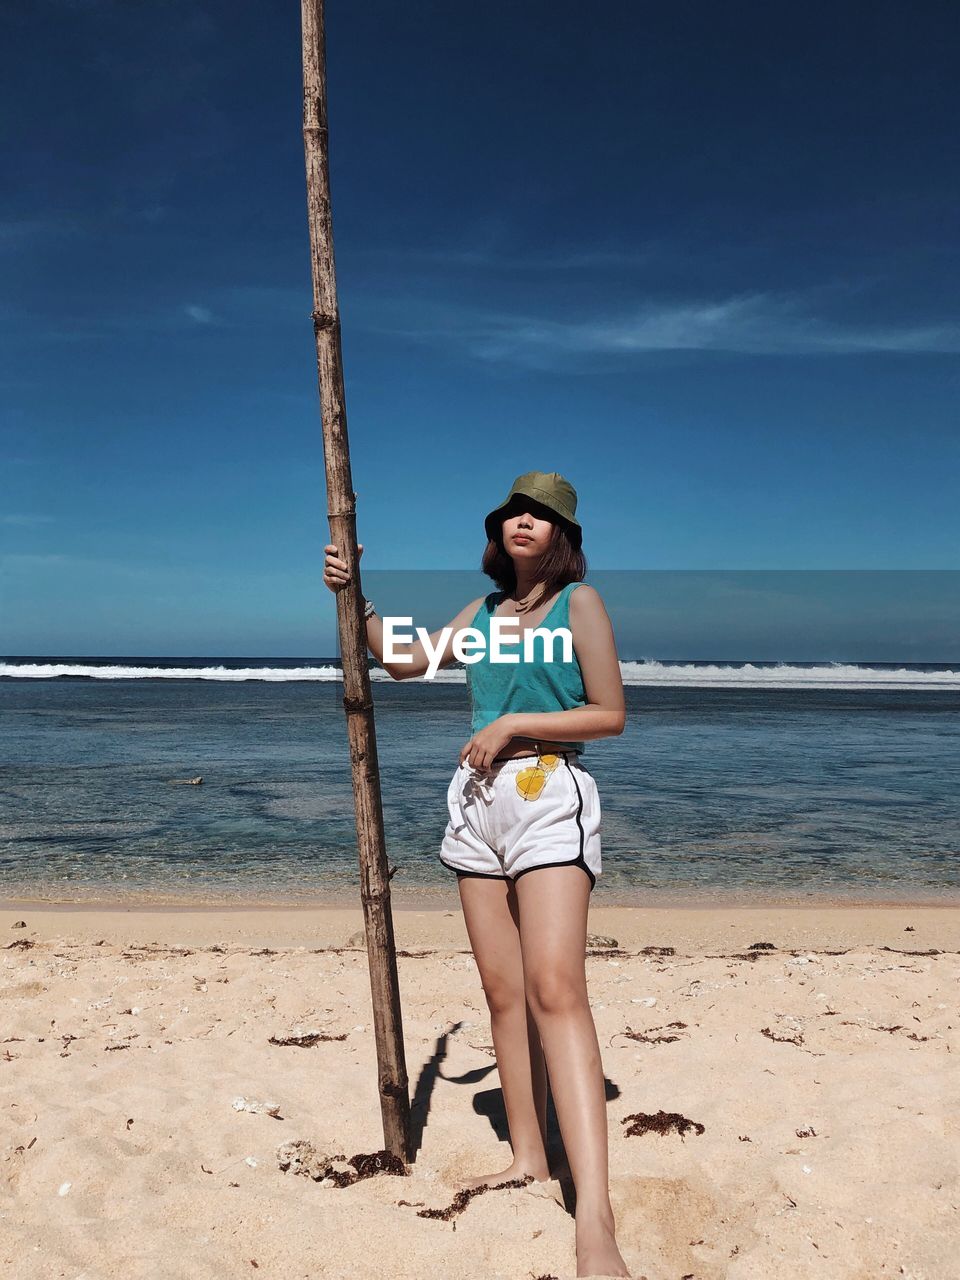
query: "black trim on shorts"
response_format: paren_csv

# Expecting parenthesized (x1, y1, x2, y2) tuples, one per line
(438, 854, 510, 881)
(510, 763, 596, 891)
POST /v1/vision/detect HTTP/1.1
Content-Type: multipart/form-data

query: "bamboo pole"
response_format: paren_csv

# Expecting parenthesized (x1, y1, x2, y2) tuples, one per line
(300, 0, 411, 1162)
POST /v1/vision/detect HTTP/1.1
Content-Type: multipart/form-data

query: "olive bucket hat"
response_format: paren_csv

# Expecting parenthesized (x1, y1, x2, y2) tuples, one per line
(484, 471, 582, 548)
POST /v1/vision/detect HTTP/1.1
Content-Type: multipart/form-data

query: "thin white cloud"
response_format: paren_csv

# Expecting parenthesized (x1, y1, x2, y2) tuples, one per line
(1, 514, 55, 527)
(184, 304, 214, 325)
(0, 553, 150, 580)
(0, 216, 83, 249)
(0, 553, 69, 567)
(137, 205, 168, 225)
(350, 242, 662, 272)
(368, 290, 960, 366)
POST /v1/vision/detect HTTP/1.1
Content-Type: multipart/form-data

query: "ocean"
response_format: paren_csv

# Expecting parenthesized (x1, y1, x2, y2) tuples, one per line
(2, 657, 959, 906)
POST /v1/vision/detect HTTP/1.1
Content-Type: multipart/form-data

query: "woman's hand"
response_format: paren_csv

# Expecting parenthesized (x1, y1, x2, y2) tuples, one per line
(459, 717, 517, 771)
(323, 542, 364, 594)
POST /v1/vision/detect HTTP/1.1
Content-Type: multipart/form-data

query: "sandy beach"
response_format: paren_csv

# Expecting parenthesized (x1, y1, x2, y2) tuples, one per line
(1, 897, 957, 1279)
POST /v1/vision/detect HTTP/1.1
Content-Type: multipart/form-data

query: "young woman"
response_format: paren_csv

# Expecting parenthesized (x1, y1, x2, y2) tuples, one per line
(323, 471, 629, 1279)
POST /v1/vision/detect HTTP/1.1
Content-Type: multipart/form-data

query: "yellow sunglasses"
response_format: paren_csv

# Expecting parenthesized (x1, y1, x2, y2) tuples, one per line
(515, 752, 563, 801)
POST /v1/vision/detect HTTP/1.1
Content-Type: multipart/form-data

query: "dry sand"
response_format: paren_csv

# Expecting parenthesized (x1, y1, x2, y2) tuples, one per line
(1, 897, 957, 1279)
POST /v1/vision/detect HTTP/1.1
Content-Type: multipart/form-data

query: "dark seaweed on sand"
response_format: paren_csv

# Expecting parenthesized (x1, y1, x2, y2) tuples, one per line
(415, 1174, 534, 1220)
(879, 946, 944, 956)
(326, 1150, 408, 1187)
(761, 1025, 804, 1045)
(268, 1030, 348, 1046)
(621, 1110, 705, 1139)
(619, 1021, 688, 1045)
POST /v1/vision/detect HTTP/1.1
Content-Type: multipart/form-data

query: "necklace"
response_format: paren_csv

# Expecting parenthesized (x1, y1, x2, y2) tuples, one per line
(505, 586, 544, 613)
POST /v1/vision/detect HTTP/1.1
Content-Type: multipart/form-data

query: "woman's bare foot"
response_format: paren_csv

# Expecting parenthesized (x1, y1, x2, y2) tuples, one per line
(575, 1205, 630, 1277)
(456, 1155, 552, 1192)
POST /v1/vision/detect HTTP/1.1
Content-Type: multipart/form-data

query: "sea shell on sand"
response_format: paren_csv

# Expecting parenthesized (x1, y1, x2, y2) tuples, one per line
(276, 1139, 341, 1180)
(232, 1095, 282, 1118)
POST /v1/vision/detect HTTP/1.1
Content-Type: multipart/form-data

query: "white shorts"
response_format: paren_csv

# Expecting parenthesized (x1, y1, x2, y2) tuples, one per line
(439, 753, 602, 890)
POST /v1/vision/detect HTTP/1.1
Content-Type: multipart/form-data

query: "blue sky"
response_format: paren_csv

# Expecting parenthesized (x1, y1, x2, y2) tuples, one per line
(2, 0, 959, 656)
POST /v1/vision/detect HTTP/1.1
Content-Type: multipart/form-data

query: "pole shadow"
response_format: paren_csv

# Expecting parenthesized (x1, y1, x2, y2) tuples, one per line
(408, 1018, 621, 1215)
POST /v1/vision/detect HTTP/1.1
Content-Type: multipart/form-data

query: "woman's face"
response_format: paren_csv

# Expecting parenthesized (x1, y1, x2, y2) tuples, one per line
(500, 502, 556, 560)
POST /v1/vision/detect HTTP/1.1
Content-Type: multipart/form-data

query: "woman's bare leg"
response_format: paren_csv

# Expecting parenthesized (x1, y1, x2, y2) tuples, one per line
(516, 865, 629, 1278)
(455, 874, 551, 1189)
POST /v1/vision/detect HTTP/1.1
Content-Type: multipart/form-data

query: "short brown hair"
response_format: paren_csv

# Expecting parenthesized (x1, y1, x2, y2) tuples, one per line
(480, 519, 587, 611)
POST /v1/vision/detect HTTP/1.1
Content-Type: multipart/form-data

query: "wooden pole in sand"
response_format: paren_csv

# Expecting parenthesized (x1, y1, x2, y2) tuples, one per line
(300, 0, 412, 1162)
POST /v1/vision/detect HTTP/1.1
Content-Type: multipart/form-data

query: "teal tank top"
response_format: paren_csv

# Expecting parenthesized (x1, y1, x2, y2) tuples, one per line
(466, 581, 588, 755)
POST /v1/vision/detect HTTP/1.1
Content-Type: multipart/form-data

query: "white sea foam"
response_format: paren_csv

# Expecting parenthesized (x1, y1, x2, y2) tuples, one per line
(0, 663, 344, 682)
(1, 660, 958, 690)
(617, 660, 960, 690)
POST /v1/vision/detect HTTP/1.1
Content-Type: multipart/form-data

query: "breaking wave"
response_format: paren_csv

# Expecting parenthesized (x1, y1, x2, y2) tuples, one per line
(2, 660, 958, 690)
